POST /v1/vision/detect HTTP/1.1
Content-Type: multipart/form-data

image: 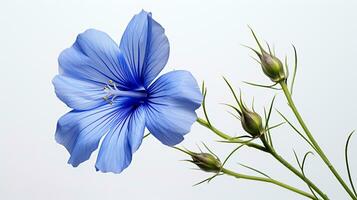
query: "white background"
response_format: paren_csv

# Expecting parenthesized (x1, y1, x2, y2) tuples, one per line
(1, 0, 356, 199)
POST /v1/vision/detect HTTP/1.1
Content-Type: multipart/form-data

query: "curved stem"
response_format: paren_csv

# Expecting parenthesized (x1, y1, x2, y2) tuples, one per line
(280, 81, 357, 200)
(261, 137, 329, 200)
(221, 168, 318, 199)
(196, 118, 267, 152)
(197, 117, 328, 198)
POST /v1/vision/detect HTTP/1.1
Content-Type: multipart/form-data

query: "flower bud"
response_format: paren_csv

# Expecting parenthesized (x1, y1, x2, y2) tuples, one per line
(191, 152, 221, 173)
(248, 27, 287, 83)
(260, 51, 286, 82)
(241, 107, 264, 137)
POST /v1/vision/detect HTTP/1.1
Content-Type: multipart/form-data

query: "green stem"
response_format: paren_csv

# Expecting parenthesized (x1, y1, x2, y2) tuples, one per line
(221, 168, 318, 199)
(197, 117, 328, 199)
(196, 118, 267, 152)
(280, 81, 357, 200)
(261, 137, 329, 200)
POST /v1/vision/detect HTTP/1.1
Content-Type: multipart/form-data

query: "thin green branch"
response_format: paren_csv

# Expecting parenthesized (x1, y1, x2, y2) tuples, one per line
(280, 81, 357, 200)
(143, 133, 151, 139)
(345, 130, 357, 196)
(285, 55, 289, 79)
(290, 45, 298, 95)
(201, 82, 212, 126)
(243, 81, 281, 90)
(293, 150, 318, 199)
(223, 77, 241, 107)
(266, 122, 285, 131)
(196, 117, 267, 152)
(265, 96, 276, 128)
(222, 168, 318, 199)
(264, 108, 274, 147)
(239, 163, 272, 179)
(276, 109, 317, 151)
(261, 137, 329, 199)
(222, 145, 246, 167)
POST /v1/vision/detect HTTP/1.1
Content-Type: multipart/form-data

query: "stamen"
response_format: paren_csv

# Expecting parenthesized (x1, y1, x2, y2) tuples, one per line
(103, 80, 147, 105)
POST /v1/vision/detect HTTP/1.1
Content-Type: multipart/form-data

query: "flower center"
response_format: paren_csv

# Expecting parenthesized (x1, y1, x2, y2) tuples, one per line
(103, 80, 147, 105)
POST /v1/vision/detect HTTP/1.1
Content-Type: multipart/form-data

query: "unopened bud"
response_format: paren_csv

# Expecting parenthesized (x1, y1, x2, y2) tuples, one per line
(191, 152, 221, 173)
(260, 52, 286, 82)
(241, 108, 264, 137)
(248, 27, 287, 83)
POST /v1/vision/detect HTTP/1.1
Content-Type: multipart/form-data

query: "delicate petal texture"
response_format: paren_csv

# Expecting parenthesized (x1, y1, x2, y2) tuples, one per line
(58, 29, 136, 89)
(54, 11, 203, 173)
(145, 70, 202, 146)
(52, 75, 106, 110)
(55, 104, 120, 167)
(119, 10, 169, 88)
(126, 106, 146, 153)
(95, 106, 145, 173)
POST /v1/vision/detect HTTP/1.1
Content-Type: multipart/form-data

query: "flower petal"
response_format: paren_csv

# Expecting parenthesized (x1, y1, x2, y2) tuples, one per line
(52, 75, 106, 110)
(55, 104, 121, 167)
(95, 106, 145, 173)
(59, 29, 136, 89)
(119, 10, 169, 88)
(144, 70, 202, 146)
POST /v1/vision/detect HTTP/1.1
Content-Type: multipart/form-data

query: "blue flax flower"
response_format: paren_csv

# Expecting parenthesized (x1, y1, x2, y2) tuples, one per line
(53, 10, 202, 173)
